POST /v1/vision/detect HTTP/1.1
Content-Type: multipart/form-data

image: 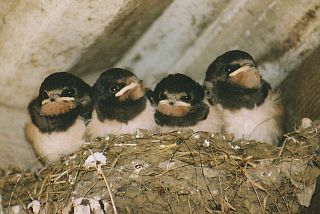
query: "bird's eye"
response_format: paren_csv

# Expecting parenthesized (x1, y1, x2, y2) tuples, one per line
(180, 95, 192, 102)
(42, 91, 49, 99)
(225, 64, 241, 73)
(62, 88, 75, 97)
(109, 85, 120, 93)
(205, 89, 212, 97)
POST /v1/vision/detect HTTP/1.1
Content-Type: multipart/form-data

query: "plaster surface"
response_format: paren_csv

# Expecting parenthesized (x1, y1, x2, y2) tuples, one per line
(0, 0, 320, 169)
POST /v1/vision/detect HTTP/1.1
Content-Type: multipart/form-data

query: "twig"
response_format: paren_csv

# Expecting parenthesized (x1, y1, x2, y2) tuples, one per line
(106, 153, 125, 177)
(187, 197, 192, 214)
(159, 181, 175, 214)
(274, 202, 281, 214)
(181, 139, 199, 186)
(230, 178, 244, 203)
(155, 164, 189, 178)
(8, 174, 22, 207)
(37, 175, 49, 198)
(244, 164, 267, 213)
(52, 169, 70, 183)
(271, 180, 290, 213)
(83, 180, 98, 198)
(248, 178, 265, 213)
(96, 164, 118, 214)
(196, 144, 219, 209)
(44, 181, 50, 213)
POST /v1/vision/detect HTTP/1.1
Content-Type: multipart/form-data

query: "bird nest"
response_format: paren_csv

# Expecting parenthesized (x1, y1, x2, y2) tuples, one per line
(1, 123, 320, 213)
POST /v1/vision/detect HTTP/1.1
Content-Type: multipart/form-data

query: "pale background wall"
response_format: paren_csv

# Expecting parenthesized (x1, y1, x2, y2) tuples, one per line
(0, 0, 319, 169)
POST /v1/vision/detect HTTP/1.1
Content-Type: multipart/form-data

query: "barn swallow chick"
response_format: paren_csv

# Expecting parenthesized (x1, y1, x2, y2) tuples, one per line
(203, 50, 283, 144)
(25, 72, 93, 164)
(84, 68, 156, 140)
(149, 73, 222, 133)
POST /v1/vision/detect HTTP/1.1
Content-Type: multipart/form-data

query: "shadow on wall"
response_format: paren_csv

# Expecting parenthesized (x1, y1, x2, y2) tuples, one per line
(302, 176, 320, 214)
(280, 46, 320, 132)
(68, 0, 172, 84)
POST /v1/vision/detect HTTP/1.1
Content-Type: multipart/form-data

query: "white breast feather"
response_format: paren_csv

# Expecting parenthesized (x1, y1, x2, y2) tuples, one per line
(222, 92, 282, 144)
(84, 101, 157, 140)
(26, 117, 86, 162)
(192, 105, 223, 133)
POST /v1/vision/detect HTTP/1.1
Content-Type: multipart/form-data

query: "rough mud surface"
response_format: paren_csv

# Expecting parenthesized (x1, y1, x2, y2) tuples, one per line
(0, 123, 319, 213)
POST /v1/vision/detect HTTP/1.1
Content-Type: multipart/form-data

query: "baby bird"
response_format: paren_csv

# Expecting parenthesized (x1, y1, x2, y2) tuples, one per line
(203, 50, 283, 144)
(25, 72, 93, 163)
(84, 68, 156, 140)
(149, 73, 222, 133)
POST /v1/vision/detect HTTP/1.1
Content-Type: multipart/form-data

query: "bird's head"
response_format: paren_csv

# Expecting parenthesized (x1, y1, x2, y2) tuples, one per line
(38, 72, 91, 116)
(151, 73, 204, 117)
(93, 68, 145, 104)
(204, 50, 261, 92)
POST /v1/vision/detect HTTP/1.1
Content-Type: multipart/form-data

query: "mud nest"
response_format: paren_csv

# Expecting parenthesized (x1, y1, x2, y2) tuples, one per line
(1, 123, 320, 213)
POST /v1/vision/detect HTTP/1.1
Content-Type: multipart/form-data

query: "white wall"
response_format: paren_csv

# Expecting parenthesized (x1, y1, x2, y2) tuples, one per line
(117, 0, 320, 89)
(0, 0, 132, 169)
(0, 0, 320, 169)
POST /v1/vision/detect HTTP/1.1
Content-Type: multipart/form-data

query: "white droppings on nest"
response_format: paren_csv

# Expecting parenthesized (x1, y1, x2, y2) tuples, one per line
(159, 144, 166, 149)
(114, 143, 137, 147)
(105, 135, 110, 141)
(239, 138, 250, 145)
(69, 154, 77, 160)
(300, 117, 313, 129)
(27, 200, 41, 214)
(151, 139, 161, 143)
(135, 129, 144, 139)
(83, 152, 107, 169)
(68, 175, 76, 185)
(229, 142, 241, 150)
(219, 134, 226, 140)
(84, 141, 92, 146)
(212, 190, 219, 195)
(203, 139, 210, 148)
(193, 133, 201, 139)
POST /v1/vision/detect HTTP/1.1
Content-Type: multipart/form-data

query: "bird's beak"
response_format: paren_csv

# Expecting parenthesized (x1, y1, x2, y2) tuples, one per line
(41, 96, 75, 105)
(229, 65, 261, 89)
(57, 97, 76, 102)
(157, 96, 191, 117)
(159, 99, 191, 107)
(228, 65, 253, 77)
(41, 99, 50, 105)
(115, 82, 139, 97)
(115, 78, 144, 101)
(40, 94, 76, 116)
